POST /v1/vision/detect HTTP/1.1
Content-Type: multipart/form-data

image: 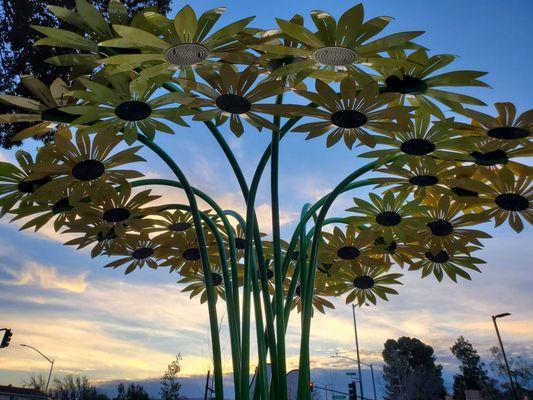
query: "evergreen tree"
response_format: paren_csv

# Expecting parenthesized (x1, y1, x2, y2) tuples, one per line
(382, 336, 446, 400)
(450, 336, 499, 400)
(160, 354, 182, 400)
(0, 0, 171, 148)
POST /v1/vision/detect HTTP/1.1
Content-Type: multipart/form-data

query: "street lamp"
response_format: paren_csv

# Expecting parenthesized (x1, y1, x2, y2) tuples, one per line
(352, 304, 365, 400)
(491, 313, 518, 400)
(20, 344, 55, 394)
(330, 355, 377, 400)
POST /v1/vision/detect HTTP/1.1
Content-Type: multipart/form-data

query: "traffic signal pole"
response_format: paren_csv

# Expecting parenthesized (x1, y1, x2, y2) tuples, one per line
(0, 328, 13, 348)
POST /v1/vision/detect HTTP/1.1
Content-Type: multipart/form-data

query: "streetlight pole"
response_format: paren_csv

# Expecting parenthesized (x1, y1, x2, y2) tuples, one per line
(491, 313, 518, 400)
(331, 355, 377, 400)
(352, 304, 364, 400)
(20, 344, 55, 394)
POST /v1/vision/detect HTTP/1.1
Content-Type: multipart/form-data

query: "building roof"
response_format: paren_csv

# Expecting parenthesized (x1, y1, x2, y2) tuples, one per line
(0, 385, 47, 399)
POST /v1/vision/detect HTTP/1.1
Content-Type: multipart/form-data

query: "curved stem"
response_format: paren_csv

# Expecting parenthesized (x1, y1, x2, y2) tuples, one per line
(297, 162, 377, 399)
(137, 135, 224, 400)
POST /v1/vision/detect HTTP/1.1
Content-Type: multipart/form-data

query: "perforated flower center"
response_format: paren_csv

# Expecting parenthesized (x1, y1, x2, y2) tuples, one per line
(313, 46, 358, 66)
(451, 186, 479, 197)
(427, 219, 453, 236)
(337, 246, 360, 260)
(183, 247, 200, 261)
(132, 247, 154, 260)
(353, 275, 374, 289)
(471, 150, 508, 166)
(384, 74, 428, 95)
(487, 127, 529, 140)
(115, 101, 152, 121)
(495, 193, 529, 212)
(330, 110, 367, 129)
(52, 197, 73, 215)
(72, 159, 105, 181)
(163, 43, 209, 66)
(425, 250, 450, 263)
(210, 272, 223, 287)
(17, 176, 51, 193)
(103, 207, 131, 223)
(409, 175, 439, 186)
(168, 222, 192, 232)
(400, 139, 435, 156)
(376, 211, 402, 226)
(235, 237, 246, 250)
(215, 94, 251, 114)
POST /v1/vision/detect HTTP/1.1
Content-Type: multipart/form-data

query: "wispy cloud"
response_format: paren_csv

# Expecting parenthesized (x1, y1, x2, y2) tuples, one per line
(0, 260, 88, 293)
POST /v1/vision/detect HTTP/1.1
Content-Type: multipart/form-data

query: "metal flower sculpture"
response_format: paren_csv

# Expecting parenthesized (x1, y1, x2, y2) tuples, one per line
(0, 2, 531, 400)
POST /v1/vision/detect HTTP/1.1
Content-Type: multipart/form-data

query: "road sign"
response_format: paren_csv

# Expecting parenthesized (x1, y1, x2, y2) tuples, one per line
(332, 396, 347, 400)
(345, 372, 357, 376)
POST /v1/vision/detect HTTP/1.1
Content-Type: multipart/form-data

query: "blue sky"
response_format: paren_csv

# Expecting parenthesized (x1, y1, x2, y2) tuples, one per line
(0, 0, 532, 398)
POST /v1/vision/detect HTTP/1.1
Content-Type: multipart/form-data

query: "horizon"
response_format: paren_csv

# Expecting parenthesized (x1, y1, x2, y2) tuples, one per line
(0, 0, 532, 399)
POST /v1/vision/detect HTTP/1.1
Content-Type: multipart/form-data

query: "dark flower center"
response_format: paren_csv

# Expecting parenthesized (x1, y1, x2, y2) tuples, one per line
(168, 222, 192, 232)
(409, 175, 439, 186)
(427, 219, 453, 236)
(183, 247, 200, 261)
(132, 247, 154, 260)
(471, 150, 508, 166)
(400, 139, 435, 156)
(330, 110, 367, 129)
(384, 74, 428, 95)
(103, 207, 131, 223)
(52, 197, 73, 215)
(115, 101, 152, 121)
(487, 127, 530, 140)
(266, 268, 274, 280)
(353, 275, 375, 289)
(495, 193, 529, 212)
(96, 227, 117, 242)
(337, 246, 360, 260)
(425, 250, 450, 263)
(210, 272, 223, 287)
(72, 159, 105, 181)
(17, 176, 51, 193)
(376, 211, 402, 226)
(235, 237, 246, 250)
(451, 186, 479, 197)
(215, 94, 251, 114)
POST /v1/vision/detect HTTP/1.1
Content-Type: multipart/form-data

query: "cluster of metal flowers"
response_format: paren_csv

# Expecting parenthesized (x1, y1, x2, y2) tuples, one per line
(0, 1, 531, 311)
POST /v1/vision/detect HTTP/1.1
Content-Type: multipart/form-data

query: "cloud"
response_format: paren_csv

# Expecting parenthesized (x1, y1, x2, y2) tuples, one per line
(0, 260, 88, 293)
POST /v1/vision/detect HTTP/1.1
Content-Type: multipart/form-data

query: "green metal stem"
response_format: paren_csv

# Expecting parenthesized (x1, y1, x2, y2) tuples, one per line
(137, 135, 224, 400)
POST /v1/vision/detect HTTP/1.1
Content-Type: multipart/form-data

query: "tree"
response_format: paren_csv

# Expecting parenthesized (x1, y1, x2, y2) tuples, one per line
(0, 0, 171, 148)
(113, 383, 127, 400)
(382, 336, 446, 400)
(450, 336, 500, 400)
(489, 346, 533, 398)
(23, 374, 48, 392)
(160, 354, 183, 400)
(49, 375, 109, 400)
(124, 384, 149, 400)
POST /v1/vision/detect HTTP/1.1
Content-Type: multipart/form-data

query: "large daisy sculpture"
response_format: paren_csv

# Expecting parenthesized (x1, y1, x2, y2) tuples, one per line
(0, 2, 531, 400)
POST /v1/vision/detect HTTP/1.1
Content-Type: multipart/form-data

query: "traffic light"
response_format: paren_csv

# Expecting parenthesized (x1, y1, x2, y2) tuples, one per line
(1, 329, 13, 348)
(308, 381, 314, 392)
(348, 381, 357, 400)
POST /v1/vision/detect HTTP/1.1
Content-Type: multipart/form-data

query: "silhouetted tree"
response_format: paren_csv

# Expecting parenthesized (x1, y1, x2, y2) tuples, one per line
(23, 374, 48, 392)
(160, 354, 182, 400)
(124, 384, 149, 400)
(490, 346, 533, 398)
(49, 375, 109, 400)
(451, 336, 500, 400)
(382, 336, 446, 400)
(0, 0, 171, 148)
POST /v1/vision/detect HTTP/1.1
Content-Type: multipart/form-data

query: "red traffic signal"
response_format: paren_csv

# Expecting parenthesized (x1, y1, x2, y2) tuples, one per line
(1, 329, 13, 348)
(308, 381, 314, 392)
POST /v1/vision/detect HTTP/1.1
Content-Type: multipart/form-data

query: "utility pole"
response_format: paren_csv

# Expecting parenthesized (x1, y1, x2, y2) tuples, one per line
(492, 313, 518, 400)
(369, 364, 377, 400)
(352, 304, 364, 400)
(204, 370, 211, 400)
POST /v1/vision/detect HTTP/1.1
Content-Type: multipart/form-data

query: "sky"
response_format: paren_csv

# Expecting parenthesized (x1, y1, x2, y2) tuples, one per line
(0, 0, 532, 398)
